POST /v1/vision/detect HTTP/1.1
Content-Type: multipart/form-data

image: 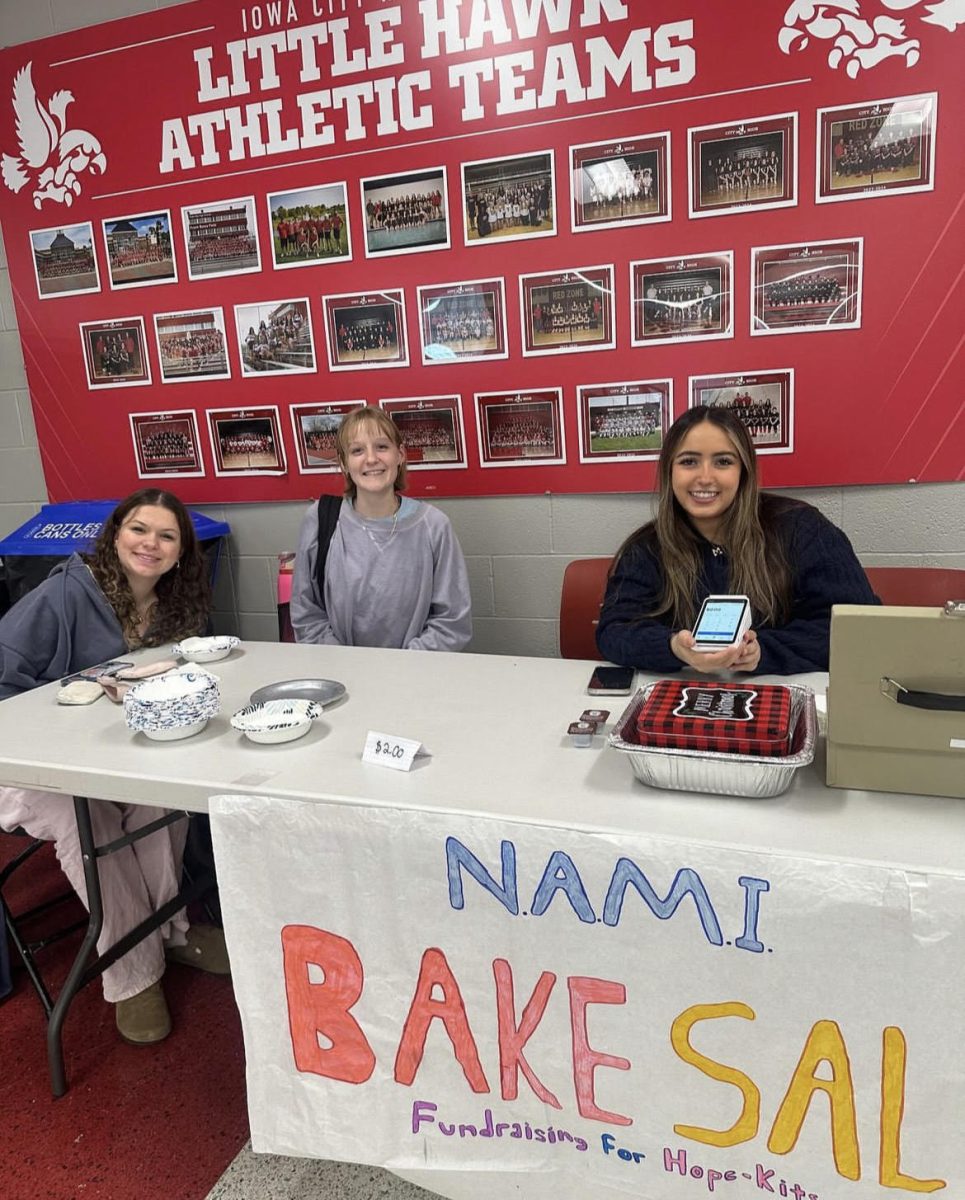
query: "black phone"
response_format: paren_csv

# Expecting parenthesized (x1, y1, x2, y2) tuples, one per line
(587, 666, 634, 695)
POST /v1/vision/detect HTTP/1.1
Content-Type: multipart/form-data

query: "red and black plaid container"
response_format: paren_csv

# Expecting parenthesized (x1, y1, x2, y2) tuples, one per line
(636, 680, 794, 758)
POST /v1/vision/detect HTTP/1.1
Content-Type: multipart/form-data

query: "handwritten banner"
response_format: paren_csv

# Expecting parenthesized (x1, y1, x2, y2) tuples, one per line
(210, 794, 964, 1198)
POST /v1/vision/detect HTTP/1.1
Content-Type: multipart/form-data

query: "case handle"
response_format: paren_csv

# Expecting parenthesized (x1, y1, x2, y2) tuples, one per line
(881, 678, 965, 712)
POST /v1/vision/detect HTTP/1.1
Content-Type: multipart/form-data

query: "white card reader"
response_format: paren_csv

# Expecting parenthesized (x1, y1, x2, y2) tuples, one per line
(691, 594, 752, 653)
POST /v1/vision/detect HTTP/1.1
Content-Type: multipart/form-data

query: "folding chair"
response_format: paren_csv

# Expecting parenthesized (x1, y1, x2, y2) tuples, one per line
(0, 830, 86, 1017)
(864, 566, 965, 607)
(1, 803, 217, 1096)
(558, 557, 612, 659)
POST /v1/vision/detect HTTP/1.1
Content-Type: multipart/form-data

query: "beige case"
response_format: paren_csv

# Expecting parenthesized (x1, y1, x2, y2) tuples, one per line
(826, 605, 965, 800)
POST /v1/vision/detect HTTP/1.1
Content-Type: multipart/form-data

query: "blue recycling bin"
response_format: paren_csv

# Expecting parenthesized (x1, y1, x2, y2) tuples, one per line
(0, 501, 230, 609)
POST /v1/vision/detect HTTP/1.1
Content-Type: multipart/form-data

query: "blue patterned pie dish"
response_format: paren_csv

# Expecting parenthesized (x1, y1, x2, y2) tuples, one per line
(124, 670, 221, 739)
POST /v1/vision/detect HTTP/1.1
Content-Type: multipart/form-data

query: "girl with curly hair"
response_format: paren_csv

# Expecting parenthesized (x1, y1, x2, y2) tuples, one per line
(0, 490, 226, 1046)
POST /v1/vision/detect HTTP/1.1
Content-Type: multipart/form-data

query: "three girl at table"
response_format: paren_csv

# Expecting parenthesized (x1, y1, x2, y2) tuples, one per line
(0, 409, 877, 1045)
(0, 489, 226, 1046)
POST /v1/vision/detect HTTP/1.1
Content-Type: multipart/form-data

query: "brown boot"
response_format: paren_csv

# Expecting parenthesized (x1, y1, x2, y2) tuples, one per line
(165, 924, 231, 975)
(115, 981, 171, 1045)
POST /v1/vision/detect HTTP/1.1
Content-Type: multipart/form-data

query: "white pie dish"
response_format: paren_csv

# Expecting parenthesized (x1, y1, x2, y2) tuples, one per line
(173, 635, 240, 663)
(230, 699, 322, 745)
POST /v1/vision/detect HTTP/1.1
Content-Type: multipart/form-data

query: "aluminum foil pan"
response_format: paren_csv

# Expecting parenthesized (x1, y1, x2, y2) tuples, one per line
(608, 683, 816, 799)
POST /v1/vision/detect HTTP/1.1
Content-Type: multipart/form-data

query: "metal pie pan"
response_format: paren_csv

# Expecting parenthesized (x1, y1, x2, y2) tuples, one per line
(607, 683, 816, 799)
(250, 678, 346, 708)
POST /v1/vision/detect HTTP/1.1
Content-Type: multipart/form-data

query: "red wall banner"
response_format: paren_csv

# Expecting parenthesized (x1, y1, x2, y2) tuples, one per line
(0, 0, 962, 503)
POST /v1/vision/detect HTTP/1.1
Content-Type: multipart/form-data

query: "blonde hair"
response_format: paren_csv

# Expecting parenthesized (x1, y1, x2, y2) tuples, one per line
(335, 407, 408, 498)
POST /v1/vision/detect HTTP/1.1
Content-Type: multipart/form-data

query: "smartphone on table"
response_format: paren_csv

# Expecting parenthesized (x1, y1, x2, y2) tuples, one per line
(587, 665, 634, 695)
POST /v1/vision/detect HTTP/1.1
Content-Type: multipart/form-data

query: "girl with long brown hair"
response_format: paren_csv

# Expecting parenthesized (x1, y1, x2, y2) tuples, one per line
(0, 490, 224, 1046)
(596, 407, 877, 674)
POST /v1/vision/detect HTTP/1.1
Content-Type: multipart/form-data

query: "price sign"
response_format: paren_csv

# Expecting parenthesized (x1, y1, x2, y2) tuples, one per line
(362, 731, 427, 772)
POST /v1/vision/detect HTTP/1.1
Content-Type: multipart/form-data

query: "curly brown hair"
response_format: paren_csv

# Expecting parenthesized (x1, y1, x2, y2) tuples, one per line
(82, 490, 211, 647)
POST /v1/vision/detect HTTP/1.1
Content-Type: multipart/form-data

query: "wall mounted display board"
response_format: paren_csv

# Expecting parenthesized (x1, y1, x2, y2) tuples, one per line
(0, 2, 961, 502)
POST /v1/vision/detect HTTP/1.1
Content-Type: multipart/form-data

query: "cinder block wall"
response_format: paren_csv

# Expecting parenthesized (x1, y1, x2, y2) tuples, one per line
(2, 0, 962, 656)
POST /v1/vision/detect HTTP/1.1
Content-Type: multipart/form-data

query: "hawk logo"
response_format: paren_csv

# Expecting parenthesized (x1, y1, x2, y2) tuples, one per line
(1, 62, 106, 208)
(779, 0, 965, 77)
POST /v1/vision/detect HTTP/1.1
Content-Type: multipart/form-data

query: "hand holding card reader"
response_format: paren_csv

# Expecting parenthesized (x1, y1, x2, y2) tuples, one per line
(691, 595, 752, 653)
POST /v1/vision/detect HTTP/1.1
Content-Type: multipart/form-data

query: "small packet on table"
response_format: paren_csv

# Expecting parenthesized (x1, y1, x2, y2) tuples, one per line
(57, 679, 104, 705)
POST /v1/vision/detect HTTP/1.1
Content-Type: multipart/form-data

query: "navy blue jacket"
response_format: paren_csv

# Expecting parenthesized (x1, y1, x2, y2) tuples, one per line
(596, 498, 879, 675)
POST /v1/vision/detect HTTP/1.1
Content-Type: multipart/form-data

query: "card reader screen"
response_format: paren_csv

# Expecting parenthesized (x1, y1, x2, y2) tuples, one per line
(695, 600, 747, 643)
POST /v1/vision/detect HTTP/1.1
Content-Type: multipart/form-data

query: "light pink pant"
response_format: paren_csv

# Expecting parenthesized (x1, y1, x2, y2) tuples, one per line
(0, 787, 189, 1003)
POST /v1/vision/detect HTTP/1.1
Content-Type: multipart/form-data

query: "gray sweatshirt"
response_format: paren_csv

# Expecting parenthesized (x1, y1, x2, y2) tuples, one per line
(0, 554, 128, 699)
(290, 498, 472, 651)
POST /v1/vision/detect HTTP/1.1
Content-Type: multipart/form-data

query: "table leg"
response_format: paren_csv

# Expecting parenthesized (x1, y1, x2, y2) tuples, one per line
(46, 796, 103, 1098)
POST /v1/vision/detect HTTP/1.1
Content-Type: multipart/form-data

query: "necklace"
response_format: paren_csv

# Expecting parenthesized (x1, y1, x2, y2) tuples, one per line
(360, 502, 400, 554)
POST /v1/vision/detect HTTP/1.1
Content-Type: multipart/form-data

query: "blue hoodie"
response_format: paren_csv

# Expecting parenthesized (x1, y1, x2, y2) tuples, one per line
(0, 553, 128, 700)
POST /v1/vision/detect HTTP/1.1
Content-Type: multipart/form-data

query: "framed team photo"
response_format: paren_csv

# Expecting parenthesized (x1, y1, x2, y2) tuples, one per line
(29, 223, 99, 299)
(289, 401, 365, 474)
(816, 93, 937, 204)
(129, 410, 204, 479)
(102, 210, 176, 289)
(577, 380, 672, 464)
(462, 151, 555, 245)
(153, 307, 231, 383)
(416, 278, 508, 365)
(234, 298, 316, 377)
(689, 113, 797, 219)
(630, 252, 733, 346)
(360, 167, 449, 259)
(267, 182, 351, 268)
(570, 134, 671, 232)
(206, 407, 286, 476)
(751, 239, 863, 336)
(474, 389, 566, 468)
(182, 196, 261, 280)
(79, 317, 151, 389)
(380, 396, 467, 471)
(519, 265, 615, 357)
(689, 369, 794, 455)
(322, 290, 408, 371)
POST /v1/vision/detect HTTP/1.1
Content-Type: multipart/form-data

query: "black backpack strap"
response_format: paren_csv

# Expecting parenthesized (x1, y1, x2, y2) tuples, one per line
(314, 495, 343, 602)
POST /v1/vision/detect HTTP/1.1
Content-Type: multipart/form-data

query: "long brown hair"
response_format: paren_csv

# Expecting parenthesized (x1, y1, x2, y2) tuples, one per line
(83, 490, 211, 646)
(335, 406, 408, 499)
(614, 407, 794, 627)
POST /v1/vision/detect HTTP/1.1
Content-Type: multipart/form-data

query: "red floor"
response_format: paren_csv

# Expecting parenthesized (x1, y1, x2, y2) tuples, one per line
(0, 838, 250, 1200)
